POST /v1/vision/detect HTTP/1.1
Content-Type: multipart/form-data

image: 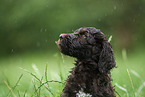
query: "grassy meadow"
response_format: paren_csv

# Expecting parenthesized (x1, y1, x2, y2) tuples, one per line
(0, 49, 145, 97)
(0, 0, 145, 97)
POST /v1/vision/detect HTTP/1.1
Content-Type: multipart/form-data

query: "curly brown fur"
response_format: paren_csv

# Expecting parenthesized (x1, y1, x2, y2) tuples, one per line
(57, 27, 116, 97)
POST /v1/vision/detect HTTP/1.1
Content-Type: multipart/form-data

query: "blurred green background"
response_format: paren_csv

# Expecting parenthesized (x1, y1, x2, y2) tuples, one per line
(0, 0, 145, 96)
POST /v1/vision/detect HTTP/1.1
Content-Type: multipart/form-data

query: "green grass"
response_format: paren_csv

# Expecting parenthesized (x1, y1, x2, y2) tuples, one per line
(0, 51, 73, 97)
(0, 50, 145, 97)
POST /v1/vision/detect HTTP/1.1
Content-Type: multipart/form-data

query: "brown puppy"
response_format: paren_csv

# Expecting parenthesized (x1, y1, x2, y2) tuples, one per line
(57, 27, 116, 97)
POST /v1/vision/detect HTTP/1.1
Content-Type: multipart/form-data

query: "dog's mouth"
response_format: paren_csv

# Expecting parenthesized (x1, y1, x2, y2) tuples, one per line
(57, 39, 62, 52)
(57, 34, 68, 52)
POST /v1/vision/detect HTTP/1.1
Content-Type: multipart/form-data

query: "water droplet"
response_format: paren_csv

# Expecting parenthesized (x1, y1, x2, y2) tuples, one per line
(45, 40, 48, 42)
(113, 6, 117, 10)
(45, 29, 47, 32)
(133, 18, 136, 22)
(40, 28, 43, 32)
(36, 42, 40, 47)
(104, 14, 107, 16)
(11, 49, 14, 52)
(98, 18, 101, 22)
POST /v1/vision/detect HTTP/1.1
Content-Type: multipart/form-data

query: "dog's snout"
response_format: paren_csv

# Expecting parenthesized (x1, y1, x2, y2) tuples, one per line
(59, 34, 66, 39)
(59, 33, 76, 40)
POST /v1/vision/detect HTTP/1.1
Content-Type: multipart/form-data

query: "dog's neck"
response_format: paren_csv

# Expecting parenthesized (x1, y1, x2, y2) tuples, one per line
(75, 58, 111, 75)
(75, 58, 96, 66)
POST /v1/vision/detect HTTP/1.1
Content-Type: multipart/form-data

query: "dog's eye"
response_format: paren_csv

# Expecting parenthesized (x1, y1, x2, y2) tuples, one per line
(82, 35, 87, 38)
(80, 30, 88, 34)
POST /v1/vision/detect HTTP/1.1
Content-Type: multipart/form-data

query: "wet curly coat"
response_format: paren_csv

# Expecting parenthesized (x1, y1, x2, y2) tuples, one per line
(57, 27, 116, 97)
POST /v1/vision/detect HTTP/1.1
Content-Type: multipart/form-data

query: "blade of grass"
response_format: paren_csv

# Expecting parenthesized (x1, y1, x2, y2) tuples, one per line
(136, 82, 145, 96)
(38, 76, 43, 97)
(35, 80, 63, 95)
(122, 49, 135, 97)
(19, 67, 31, 73)
(45, 64, 54, 96)
(32, 64, 41, 77)
(33, 79, 40, 97)
(31, 73, 42, 96)
(45, 64, 49, 87)
(5, 74, 23, 97)
(38, 80, 64, 89)
(130, 70, 141, 79)
(130, 70, 145, 96)
(44, 86, 54, 96)
(17, 90, 20, 97)
(58, 53, 63, 81)
(130, 70, 143, 82)
(31, 73, 41, 82)
(126, 69, 135, 96)
(21, 65, 55, 96)
(2, 71, 10, 86)
(61, 53, 65, 64)
(115, 83, 129, 97)
(23, 90, 27, 97)
(4, 81, 16, 97)
(12, 74, 23, 90)
(108, 35, 112, 42)
(122, 48, 127, 61)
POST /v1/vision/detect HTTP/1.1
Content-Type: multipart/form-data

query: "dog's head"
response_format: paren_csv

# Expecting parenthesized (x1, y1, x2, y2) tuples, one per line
(57, 27, 116, 73)
(57, 27, 105, 58)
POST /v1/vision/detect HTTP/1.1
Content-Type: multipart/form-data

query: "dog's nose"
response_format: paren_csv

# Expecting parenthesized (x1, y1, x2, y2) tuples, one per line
(59, 34, 66, 39)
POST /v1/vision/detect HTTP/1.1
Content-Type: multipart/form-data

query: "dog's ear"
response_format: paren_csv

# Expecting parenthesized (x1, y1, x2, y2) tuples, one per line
(98, 42, 116, 74)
